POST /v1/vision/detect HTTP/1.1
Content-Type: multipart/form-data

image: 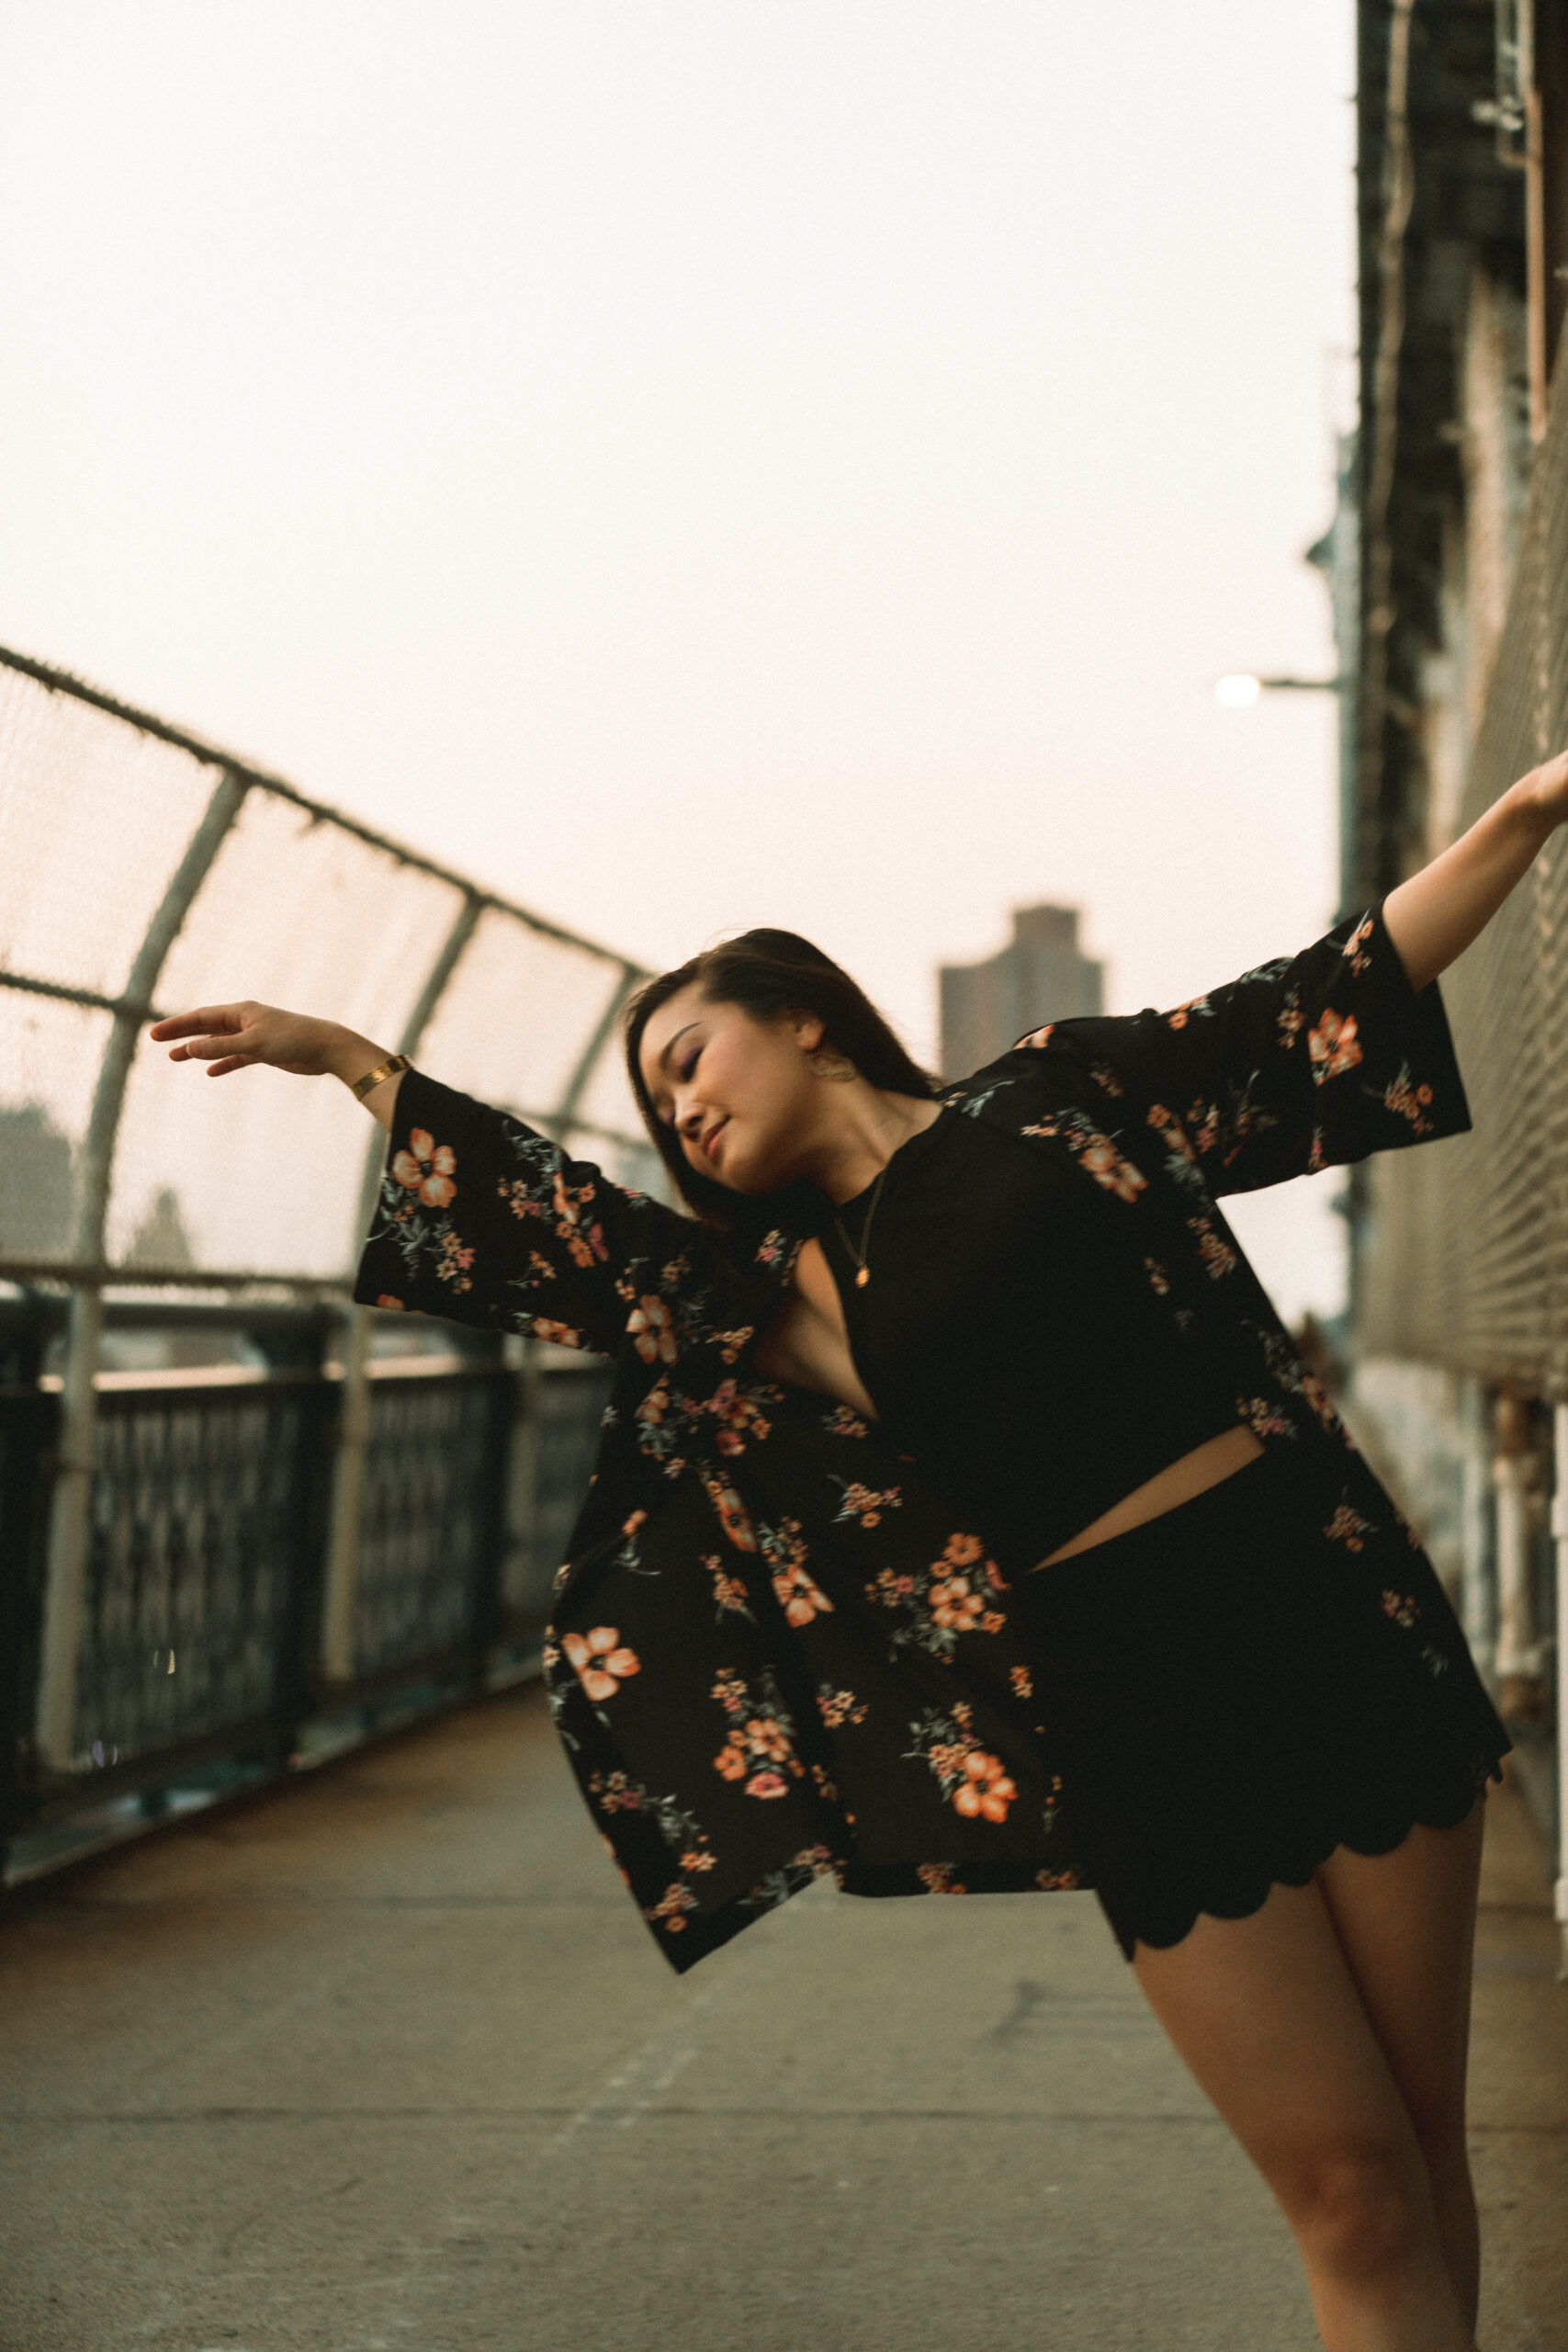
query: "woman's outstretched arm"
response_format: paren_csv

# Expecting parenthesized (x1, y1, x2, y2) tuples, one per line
(1382, 751, 1568, 992)
(149, 1003, 407, 1127)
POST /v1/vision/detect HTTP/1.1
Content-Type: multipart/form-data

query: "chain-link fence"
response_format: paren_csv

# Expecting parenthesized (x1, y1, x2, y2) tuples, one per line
(0, 646, 651, 1864)
(1356, 368, 1568, 1392)
(0, 644, 657, 1288)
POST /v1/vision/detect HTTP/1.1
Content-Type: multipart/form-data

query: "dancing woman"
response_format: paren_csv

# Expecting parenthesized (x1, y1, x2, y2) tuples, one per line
(152, 753, 1568, 2352)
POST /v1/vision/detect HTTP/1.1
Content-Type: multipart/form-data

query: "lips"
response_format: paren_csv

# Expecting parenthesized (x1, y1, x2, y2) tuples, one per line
(701, 1117, 728, 1164)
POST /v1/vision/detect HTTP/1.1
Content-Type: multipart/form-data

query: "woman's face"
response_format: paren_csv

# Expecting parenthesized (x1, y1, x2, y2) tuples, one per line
(637, 983, 825, 1194)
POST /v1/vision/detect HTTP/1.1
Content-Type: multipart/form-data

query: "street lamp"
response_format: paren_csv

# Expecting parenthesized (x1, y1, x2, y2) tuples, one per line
(1215, 672, 1341, 707)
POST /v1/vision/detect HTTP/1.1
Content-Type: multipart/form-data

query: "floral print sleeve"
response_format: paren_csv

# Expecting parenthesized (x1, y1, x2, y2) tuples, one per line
(351, 1069, 701, 1356)
(1009, 899, 1471, 1193)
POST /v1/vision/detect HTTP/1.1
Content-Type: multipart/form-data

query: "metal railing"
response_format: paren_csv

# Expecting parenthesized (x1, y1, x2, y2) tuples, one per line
(0, 648, 651, 1872)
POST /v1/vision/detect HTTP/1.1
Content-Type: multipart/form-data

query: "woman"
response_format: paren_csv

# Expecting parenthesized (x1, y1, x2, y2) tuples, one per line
(152, 755, 1568, 2352)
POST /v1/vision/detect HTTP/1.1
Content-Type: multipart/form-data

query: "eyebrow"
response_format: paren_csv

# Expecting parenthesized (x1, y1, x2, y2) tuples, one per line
(654, 1020, 701, 1077)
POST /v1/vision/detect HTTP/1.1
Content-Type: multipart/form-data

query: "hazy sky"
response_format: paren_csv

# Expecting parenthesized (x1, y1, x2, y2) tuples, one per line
(0, 0, 1356, 1314)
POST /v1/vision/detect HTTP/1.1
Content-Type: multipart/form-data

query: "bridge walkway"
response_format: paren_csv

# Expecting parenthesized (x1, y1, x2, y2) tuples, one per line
(2, 1686, 1563, 2351)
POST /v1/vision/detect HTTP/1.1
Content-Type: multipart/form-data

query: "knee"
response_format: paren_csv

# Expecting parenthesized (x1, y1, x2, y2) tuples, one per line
(1274, 2141, 1433, 2286)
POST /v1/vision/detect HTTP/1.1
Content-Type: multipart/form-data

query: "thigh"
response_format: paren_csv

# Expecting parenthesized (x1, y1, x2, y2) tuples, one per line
(1129, 1875, 1428, 2200)
(1313, 1800, 1484, 2148)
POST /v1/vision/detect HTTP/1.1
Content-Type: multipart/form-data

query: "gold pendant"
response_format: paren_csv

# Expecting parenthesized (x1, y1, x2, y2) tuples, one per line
(855, 1267, 870, 1288)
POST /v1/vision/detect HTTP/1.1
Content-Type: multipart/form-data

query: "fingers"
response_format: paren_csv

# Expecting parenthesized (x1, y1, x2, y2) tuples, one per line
(149, 1005, 246, 1044)
(168, 1031, 257, 1066)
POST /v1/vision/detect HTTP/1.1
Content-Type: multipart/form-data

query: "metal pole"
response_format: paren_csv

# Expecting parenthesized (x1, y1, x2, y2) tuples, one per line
(549, 961, 639, 1143)
(320, 1302, 373, 1684)
(1554, 1405, 1568, 1979)
(1460, 1376, 1495, 1670)
(1494, 1393, 1540, 1717)
(320, 892, 483, 1687)
(34, 766, 248, 1771)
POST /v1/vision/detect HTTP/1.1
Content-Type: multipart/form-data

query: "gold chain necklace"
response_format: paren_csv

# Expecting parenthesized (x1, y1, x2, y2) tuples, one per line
(832, 1165, 887, 1290)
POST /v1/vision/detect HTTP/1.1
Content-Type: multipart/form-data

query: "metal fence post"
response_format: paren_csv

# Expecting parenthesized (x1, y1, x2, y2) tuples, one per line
(319, 1304, 373, 1684)
(1460, 1376, 1495, 1670)
(33, 766, 248, 1771)
(1493, 1393, 1541, 1720)
(550, 960, 638, 1144)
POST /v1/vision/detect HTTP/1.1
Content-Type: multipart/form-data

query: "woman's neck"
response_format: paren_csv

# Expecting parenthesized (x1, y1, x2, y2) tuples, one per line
(804, 1086, 942, 1204)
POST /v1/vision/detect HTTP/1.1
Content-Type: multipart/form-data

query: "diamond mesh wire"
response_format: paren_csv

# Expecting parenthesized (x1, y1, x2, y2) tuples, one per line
(412, 908, 624, 1123)
(0, 649, 649, 1284)
(1358, 363, 1568, 1396)
(0, 669, 221, 999)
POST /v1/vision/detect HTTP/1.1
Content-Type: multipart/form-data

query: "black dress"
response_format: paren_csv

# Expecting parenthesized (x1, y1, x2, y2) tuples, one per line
(355, 900, 1510, 1971)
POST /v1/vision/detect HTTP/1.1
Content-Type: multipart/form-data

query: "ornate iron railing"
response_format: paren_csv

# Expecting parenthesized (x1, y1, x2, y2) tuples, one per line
(0, 1295, 614, 1877)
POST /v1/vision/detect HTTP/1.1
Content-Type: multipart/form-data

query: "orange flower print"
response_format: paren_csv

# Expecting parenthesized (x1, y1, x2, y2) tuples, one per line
(817, 1685, 869, 1730)
(743, 1770, 789, 1800)
(1077, 1133, 1147, 1203)
(1307, 1009, 1362, 1083)
(773, 1559, 835, 1628)
(1015, 1021, 1055, 1050)
(714, 1738, 749, 1781)
(627, 1295, 678, 1365)
(531, 1317, 581, 1347)
(1380, 1589, 1419, 1629)
(391, 1129, 457, 1209)
(1190, 1217, 1237, 1280)
(823, 1402, 870, 1439)
(929, 1575, 985, 1634)
(1239, 1395, 1291, 1441)
(1340, 912, 1374, 976)
(1010, 1663, 1034, 1701)
(953, 1752, 1018, 1824)
(705, 1377, 773, 1456)
(703, 1474, 758, 1552)
(376, 1294, 405, 1310)
(1325, 1502, 1375, 1553)
(917, 1862, 969, 1894)
(435, 1230, 475, 1292)
(562, 1625, 641, 1702)
(1145, 1102, 1197, 1165)
(1383, 1063, 1436, 1136)
(745, 1716, 792, 1762)
(644, 1883, 699, 1933)
(831, 1478, 903, 1528)
(942, 1532, 984, 1566)
(705, 1555, 753, 1618)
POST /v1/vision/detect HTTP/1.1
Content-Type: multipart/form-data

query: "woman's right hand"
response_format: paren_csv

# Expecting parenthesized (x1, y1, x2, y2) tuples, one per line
(149, 1002, 394, 1092)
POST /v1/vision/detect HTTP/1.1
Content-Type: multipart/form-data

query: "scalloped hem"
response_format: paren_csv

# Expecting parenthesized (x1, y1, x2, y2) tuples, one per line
(1096, 1747, 1508, 1962)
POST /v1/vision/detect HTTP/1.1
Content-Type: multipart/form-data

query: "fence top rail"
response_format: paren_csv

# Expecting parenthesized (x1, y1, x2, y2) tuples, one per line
(0, 640, 649, 978)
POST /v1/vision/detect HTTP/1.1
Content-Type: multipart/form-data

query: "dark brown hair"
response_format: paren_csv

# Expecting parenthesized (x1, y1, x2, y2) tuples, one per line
(624, 928, 937, 1226)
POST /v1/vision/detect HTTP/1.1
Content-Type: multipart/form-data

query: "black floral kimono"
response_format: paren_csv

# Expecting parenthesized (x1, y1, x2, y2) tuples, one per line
(355, 903, 1503, 1972)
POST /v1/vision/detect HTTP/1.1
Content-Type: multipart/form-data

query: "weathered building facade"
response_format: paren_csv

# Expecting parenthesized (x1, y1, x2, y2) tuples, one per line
(939, 903, 1103, 1080)
(1345, 0, 1568, 1924)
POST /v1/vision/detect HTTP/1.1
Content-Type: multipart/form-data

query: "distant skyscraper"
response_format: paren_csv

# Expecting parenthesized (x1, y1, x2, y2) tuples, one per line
(940, 904, 1104, 1079)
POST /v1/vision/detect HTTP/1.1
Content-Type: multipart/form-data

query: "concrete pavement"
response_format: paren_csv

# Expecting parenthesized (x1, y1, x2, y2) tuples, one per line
(2, 1685, 1563, 2352)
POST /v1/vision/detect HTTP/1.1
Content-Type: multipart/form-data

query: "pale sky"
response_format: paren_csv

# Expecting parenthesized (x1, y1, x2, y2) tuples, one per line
(0, 0, 1357, 1316)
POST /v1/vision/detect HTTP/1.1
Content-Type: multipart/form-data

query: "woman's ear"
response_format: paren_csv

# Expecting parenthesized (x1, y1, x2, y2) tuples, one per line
(787, 1008, 825, 1054)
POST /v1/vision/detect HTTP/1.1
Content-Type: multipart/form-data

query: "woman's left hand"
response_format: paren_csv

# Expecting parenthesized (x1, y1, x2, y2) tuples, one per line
(1521, 747, 1568, 829)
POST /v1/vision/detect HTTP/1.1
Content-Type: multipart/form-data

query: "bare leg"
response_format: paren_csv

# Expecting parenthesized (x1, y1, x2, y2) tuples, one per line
(1130, 1841, 1482, 2352)
(1314, 1804, 1484, 2330)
